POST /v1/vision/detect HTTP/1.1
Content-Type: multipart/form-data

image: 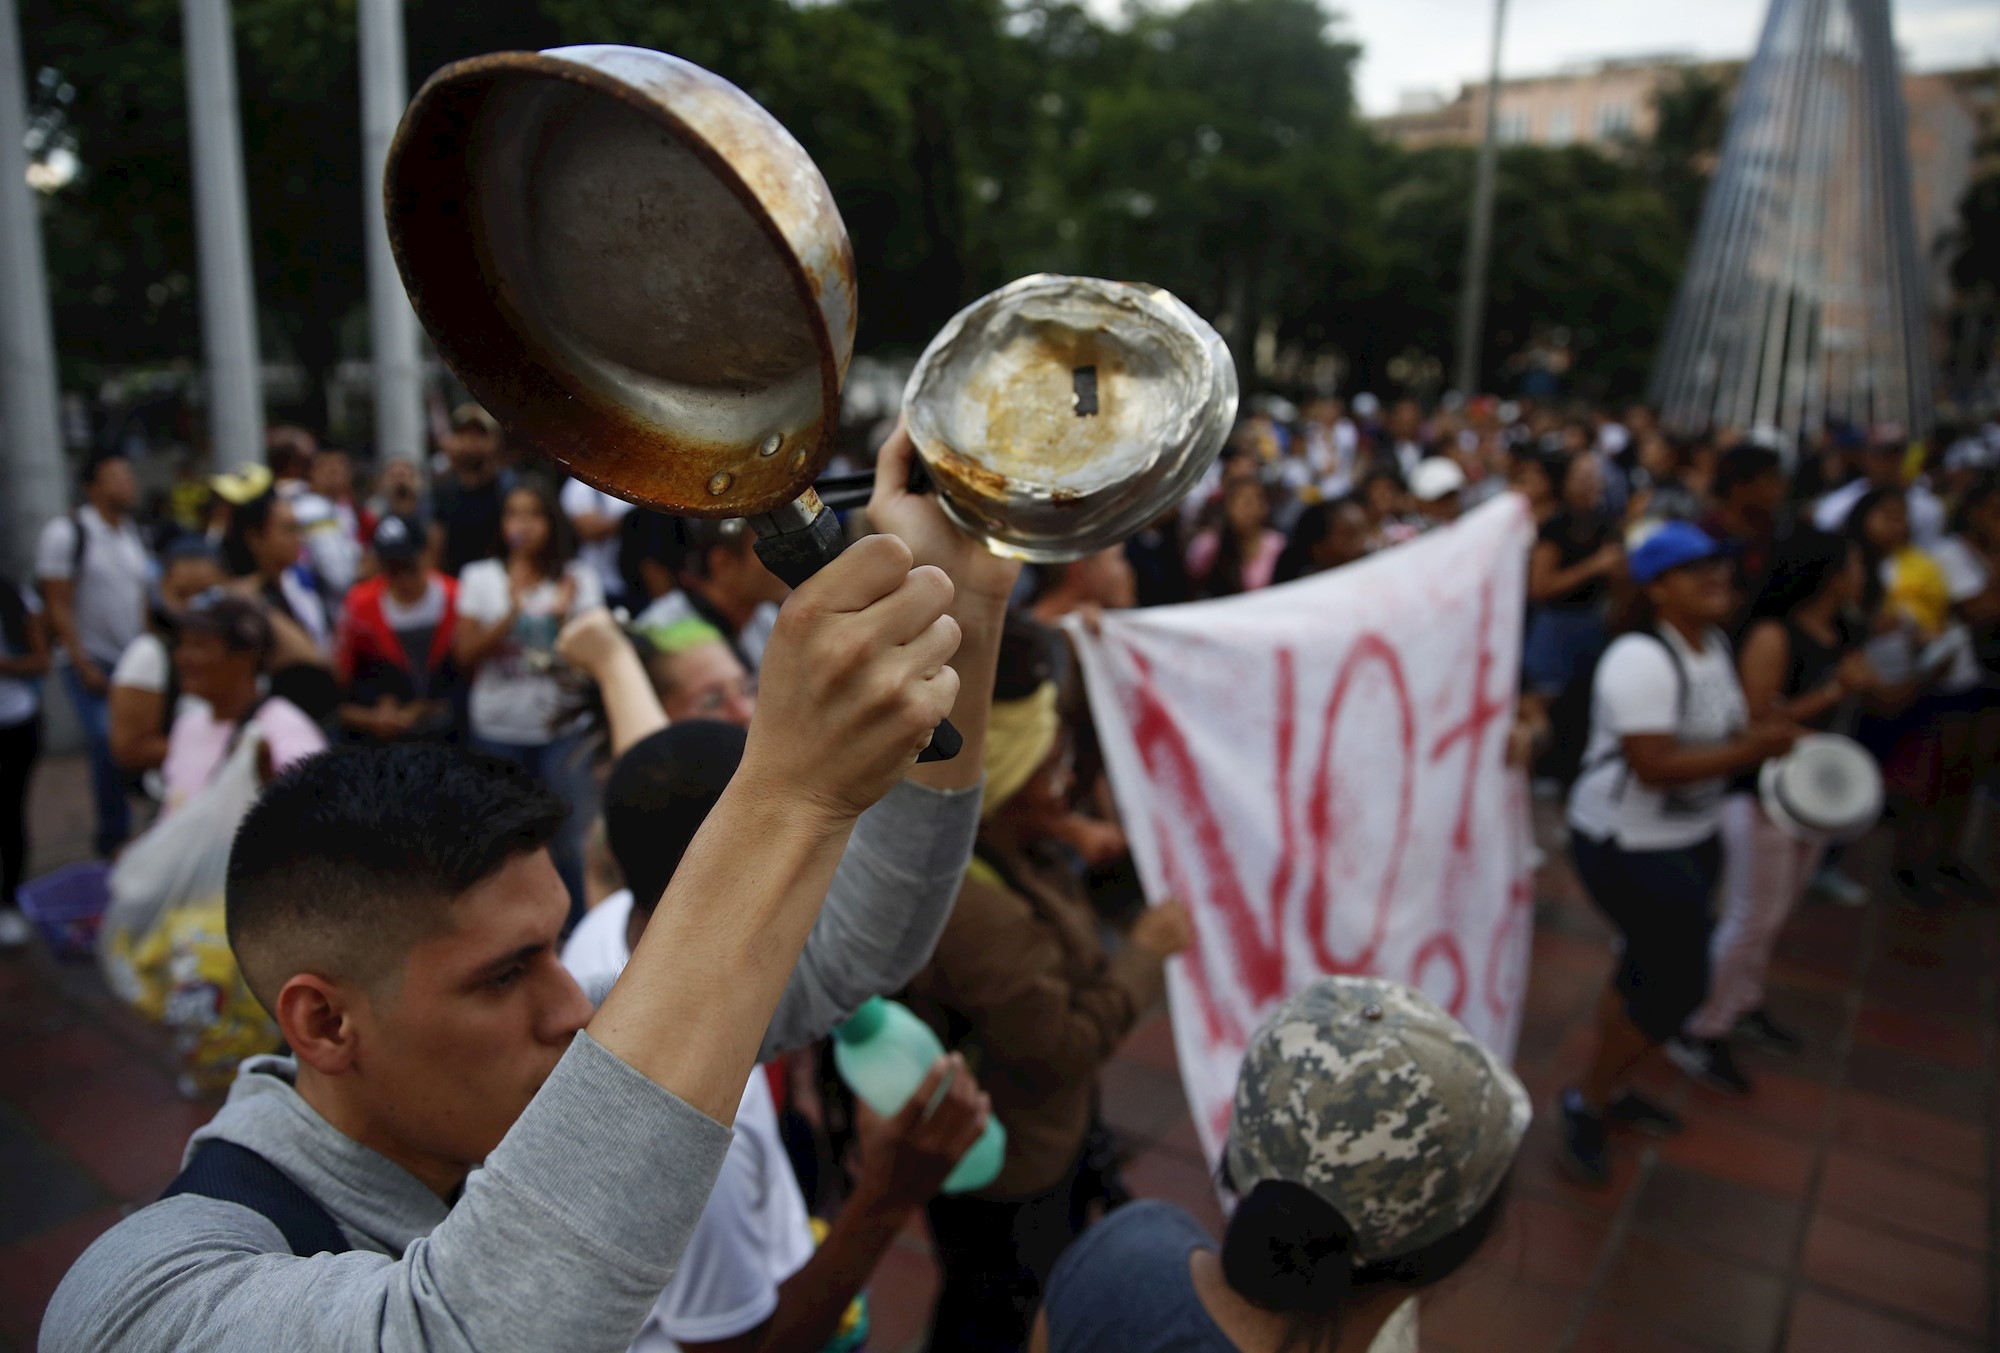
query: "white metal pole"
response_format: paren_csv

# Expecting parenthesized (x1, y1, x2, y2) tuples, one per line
(358, 0, 424, 470)
(1454, 0, 1507, 398)
(0, 0, 66, 576)
(181, 0, 264, 470)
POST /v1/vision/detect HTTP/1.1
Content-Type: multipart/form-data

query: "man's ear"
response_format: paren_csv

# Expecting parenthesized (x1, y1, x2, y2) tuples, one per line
(274, 973, 363, 1076)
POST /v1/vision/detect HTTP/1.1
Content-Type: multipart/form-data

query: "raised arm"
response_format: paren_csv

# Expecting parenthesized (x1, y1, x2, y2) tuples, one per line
(593, 532, 961, 1117)
(556, 607, 667, 757)
(754, 422, 1018, 1055)
(43, 539, 961, 1353)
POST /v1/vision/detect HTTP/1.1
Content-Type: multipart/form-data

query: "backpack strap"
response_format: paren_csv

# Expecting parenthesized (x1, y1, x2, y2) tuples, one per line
(1579, 629, 1693, 800)
(70, 509, 89, 579)
(161, 1140, 353, 1257)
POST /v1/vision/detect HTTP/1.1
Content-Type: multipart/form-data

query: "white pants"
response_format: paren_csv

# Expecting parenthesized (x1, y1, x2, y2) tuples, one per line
(1686, 794, 1828, 1039)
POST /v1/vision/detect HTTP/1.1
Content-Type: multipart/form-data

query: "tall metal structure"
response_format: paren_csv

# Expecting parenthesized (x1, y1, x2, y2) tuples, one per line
(1650, 0, 1930, 443)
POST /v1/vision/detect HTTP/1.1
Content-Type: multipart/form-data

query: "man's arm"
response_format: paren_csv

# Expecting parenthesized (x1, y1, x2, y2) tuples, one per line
(591, 534, 962, 1120)
(36, 519, 101, 691)
(756, 423, 1018, 1055)
(43, 539, 962, 1353)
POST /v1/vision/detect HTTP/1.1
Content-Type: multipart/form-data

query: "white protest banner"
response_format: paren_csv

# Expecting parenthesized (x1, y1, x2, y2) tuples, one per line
(1069, 494, 1536, 1163)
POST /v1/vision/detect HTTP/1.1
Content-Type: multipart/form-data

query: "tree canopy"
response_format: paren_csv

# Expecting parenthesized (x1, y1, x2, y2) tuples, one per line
(26, 0, 1726, 429)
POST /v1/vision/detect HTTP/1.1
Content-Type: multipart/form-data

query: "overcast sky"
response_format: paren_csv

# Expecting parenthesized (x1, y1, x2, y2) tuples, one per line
(1090, 0, 2000, 116)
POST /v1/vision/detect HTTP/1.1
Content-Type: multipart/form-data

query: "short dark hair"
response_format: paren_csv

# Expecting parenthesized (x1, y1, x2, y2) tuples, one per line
(1713, 444, 1783, 500)
(602, 721, 746, 918)
(1747, 528, 1853, 624)
(1217, 1171, 1510, 1353)
(226, 745, 565, 1009)
(674, 517, 752, 581)
(80, 452, 127, 490)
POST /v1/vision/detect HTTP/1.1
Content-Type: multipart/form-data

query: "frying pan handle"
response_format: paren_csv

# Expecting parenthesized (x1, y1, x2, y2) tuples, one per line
(749, 496, 963, 764)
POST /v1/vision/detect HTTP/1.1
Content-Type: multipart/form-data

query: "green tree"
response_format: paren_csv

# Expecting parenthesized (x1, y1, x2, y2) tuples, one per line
(1365, 144, 1687, 401)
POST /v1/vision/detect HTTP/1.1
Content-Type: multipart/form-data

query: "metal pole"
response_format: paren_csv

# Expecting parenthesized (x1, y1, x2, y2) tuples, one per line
(0, 0, 66, 576)
(1653, 0, 1792, 430)
(358, 0, 424, 470)
(1454, 0, 1507, 398)
(181, 0, 264, 470)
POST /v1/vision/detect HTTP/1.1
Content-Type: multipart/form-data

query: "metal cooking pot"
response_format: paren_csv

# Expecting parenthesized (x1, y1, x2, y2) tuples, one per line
(385, 44, 855, 523)
(903, 274, 1237, 564)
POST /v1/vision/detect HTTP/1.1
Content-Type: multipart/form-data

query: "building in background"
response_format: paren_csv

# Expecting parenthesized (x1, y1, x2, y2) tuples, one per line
(1373, 56, 1737, 151)
(1375, 56, 1990, 354)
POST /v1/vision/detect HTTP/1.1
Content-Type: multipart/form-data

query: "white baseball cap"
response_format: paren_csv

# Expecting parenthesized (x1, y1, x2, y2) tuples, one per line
(1409, 457, 1468, 502)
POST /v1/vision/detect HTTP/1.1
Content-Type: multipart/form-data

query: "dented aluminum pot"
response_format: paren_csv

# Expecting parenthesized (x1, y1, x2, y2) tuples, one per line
(385, 46, 856, 519)
(903, 275, 1238, 564)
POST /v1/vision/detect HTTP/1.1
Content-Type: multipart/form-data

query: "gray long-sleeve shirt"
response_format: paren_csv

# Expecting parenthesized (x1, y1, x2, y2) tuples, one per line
(41, 777, 981, 1352)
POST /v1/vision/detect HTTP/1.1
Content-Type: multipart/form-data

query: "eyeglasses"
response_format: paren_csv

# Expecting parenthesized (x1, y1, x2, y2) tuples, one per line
(687, 675, 756, 716)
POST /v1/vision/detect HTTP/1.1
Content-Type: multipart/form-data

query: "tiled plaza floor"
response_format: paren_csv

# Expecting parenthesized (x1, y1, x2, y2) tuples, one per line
(1, 754, 1993, 1351)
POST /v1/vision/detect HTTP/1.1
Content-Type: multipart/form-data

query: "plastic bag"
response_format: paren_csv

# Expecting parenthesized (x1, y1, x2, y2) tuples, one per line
(100, 726, 280, 1094)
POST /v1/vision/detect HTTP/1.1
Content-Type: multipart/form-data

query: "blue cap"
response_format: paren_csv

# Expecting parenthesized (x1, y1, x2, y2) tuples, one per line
(1628, 520, 1723, 584)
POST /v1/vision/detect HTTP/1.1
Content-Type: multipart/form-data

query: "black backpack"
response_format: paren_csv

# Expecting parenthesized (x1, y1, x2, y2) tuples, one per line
(1543, 626, 1726, 790)
(161, 1140, 353, 1257)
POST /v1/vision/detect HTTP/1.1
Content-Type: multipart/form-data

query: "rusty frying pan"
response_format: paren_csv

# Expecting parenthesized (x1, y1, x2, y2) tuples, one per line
(385, 44, 960, 756)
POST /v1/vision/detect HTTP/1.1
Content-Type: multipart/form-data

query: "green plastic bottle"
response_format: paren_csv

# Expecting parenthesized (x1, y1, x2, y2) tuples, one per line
(832, 996, 1006, 1194)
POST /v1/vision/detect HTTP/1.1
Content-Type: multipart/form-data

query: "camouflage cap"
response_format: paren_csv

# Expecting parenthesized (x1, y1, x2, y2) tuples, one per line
(1224, 976, 1530, 1264)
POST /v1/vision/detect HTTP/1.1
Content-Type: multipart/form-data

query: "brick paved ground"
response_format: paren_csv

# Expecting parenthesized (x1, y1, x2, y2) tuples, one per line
(2, 755, 1994, 1351)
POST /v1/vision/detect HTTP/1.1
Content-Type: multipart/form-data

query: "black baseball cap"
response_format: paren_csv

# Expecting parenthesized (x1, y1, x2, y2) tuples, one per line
(372, 513, 424, 564)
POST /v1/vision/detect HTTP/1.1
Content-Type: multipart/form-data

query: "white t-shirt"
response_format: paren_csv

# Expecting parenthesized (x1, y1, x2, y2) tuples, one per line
(561, 479, 635, 601)
(110, 632, 207, 726)
(111, 631, 171, 694)
(287, 487, 361, 597)
(457, 559, 603, 744)
(559, 900, 818, 1352)
(1933, 536, 1990, 606)
(0, 584, 41, 727)
(34, 506, 153, 666)
(562, 889, 634, 984)
(1568, 627, 1748, 850)
(1900, 541, 1986, 692)
(635, 590, 778, 675)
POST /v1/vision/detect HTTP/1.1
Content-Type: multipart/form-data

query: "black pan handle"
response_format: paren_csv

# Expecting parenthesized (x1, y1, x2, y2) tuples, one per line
(749, 493, 962, 763)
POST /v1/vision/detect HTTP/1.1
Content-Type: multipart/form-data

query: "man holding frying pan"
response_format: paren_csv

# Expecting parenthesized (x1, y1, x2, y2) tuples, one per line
(42, 444, 1018, 1353)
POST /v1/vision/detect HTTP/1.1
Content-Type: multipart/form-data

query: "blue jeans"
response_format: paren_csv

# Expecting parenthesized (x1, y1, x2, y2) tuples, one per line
(62, 663, 129, 857)
(1523, 605, 1608, 699)
(471, 731, 593, 933)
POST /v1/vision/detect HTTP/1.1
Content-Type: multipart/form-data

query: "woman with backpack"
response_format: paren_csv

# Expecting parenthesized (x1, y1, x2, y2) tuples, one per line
(1557, 521, 1800, 1185)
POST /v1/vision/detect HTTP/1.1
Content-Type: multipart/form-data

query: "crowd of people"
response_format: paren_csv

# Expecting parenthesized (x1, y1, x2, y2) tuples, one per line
(1, 386, 1995, 1352)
